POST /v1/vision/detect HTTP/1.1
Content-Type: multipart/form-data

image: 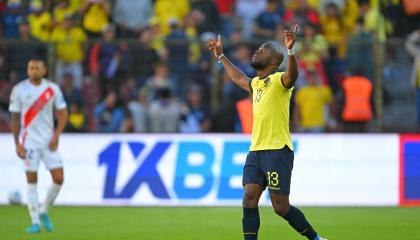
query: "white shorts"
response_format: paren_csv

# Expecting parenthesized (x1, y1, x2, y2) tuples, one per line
(23, 148, 63, 172)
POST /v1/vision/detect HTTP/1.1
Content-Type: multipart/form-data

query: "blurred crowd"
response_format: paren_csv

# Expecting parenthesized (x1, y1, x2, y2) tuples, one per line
(0, 0, 419, 133)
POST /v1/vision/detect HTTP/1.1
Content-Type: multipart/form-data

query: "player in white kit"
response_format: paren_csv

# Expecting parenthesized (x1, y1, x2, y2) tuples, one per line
(9, 59, 68, 233)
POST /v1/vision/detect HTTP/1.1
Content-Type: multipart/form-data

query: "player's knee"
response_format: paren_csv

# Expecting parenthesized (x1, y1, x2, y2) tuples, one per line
(242, 192, 259, 208)
(273, 202, 290, 217)
(53, 176, 64, 185)
(26, 173, 37, 183)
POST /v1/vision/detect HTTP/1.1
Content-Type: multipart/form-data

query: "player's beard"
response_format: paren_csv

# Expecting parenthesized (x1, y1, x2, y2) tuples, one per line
(251, 59, 270, 70)
(30, 75, 43, 83)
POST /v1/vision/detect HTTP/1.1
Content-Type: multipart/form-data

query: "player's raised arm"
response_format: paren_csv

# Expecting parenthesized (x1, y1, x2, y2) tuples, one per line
(207, 35, 252, 93)
(281, 25, 299, 89)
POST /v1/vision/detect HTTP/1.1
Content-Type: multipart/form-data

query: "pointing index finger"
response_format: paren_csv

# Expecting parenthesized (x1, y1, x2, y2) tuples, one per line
(294, 25, 299, 34)
(218, 34, 221, 44)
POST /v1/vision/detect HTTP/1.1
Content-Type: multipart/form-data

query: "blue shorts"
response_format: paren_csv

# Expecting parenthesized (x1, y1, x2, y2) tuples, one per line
(242, 146, 294, 195)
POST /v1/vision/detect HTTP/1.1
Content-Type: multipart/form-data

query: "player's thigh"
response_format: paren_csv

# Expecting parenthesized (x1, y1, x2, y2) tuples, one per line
(243, 152, 267, 188)
(41, 149, 64, 175)
(259, 147, 294, 196)
(23, 148, 41, 176)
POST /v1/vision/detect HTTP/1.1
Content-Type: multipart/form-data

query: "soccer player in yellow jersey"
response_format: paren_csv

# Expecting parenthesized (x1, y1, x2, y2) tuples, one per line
(207, 27, 327, 240)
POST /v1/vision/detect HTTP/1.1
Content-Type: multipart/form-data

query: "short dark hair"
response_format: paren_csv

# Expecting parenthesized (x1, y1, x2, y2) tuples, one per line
(262, 41, 284, 67)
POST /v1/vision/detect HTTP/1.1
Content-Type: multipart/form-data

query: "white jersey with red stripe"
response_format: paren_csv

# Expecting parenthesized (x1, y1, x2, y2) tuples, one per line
(9, 79, 67, 149)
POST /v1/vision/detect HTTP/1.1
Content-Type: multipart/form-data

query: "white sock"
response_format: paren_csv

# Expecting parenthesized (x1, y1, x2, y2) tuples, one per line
(40, 183, 62, 213)
(27, 183, 40, 225)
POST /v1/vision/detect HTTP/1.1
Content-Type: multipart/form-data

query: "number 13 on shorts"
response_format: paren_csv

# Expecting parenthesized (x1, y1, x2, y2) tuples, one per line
(267, 171, 279, 187)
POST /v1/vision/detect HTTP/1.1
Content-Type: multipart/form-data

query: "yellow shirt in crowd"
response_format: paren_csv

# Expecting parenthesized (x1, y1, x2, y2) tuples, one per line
(28, 12, 52, 42)
(250, 72, 294, 151)
(295, 85, 332, 129)
(83, 3, 110, 33)
(54, 0, 83, 23)
(154, 0, 190, 36)
(50, 26, 87, 63)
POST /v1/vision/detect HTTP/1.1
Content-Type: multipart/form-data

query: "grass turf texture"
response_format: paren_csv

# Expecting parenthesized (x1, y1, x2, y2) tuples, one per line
(0, 206, 419, 240)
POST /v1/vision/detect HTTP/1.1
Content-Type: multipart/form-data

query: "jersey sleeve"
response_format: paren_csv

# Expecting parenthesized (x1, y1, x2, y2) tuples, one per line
(8, 86, 21, 113)
(53, 85, 67, 110)
(276, 72, 293, 91)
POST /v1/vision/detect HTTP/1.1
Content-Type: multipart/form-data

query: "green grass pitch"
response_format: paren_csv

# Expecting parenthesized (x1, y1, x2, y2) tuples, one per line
(1, 206, 419, 239)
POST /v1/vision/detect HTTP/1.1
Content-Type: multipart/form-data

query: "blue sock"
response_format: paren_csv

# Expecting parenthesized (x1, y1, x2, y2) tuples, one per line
(242, 207, 260, 240)
(282, 206, 318, 240)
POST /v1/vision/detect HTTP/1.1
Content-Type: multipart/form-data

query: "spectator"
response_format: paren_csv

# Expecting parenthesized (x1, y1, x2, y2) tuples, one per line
(148, 17, 167, 59)
(294, 70, 333, 133)
(50, 14, 87, 89)
(360, 0, 386, 45)
(346, 18, 374, 81)
(359, 0, 386, 88)
(320, 2, 346, 58)
(154, 0, 190, 36)
(7, 17, 46, 82)
(61, 73, 83, 108)
(0, 0, 6, 14)
(296, 24, 329, 84)
(179, 85, 210, 133)
(339, 73, 373, 132)
(1, 0, 25, 38)
(128, 88, 148, 132)
(190, 0, 221, 34)
(252, 0, 282, 40)
(215, 0, 235, 16)
(53, 0, 79, 25)
(405, 29, 420, 130)
(144, 63, 174, 102)
(149, 87, 184, 133)
(185, 13, 201, 65)
(113, 0, 152, 38)
(216, 0, 242, 38)
(229, 43, 254, 100)
(65, 102, 86, 132)
(342, 0, 359, 33)
(80, 0, 110, 38)
(283, 0, 319, 26)
(236, 0, 267, 39)
(89, 24, 128, 98)
(27, 0, 53, 42)
(165, 18, 191, 98)
(130, 27, 160, 86)
(213, 70, 240, 133)
(94, 91, 125, 132)
(321, 2, 346, 92)
(194, 32, 215, 83)
(232, 43, 255, 78)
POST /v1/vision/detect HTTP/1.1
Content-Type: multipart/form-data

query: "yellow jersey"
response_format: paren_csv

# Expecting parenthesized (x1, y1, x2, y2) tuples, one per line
(250, 72, 294, 151)
(28, 12, 52, 42)
(295, 85, 332, 128)
(50, 26, 87, 63)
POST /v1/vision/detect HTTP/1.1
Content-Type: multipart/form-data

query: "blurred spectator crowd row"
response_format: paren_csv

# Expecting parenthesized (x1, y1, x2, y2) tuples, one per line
(0, 0, 419, 133)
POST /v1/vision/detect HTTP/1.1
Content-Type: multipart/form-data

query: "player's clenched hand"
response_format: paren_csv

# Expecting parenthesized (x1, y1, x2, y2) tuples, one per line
(284, 25, 298, 49)
(49, 135, 59, 151)
(206, 34, 223, 58)
(15, 144, 25, 159)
